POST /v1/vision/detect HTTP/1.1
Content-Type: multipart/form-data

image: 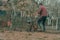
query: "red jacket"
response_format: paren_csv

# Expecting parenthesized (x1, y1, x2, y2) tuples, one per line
(37, 5, 47, 17)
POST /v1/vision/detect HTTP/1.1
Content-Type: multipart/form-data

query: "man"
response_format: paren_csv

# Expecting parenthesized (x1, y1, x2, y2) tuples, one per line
(26, 14, 32, 32)
(36, 3, 47, 32)
(7, 20, 11, 27)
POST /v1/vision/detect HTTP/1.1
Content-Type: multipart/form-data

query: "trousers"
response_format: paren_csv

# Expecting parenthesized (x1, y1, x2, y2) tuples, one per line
(37, 16, 47, 31)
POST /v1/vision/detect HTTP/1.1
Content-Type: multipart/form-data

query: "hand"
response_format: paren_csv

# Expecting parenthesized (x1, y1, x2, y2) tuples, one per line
(35, 12, 38, 16)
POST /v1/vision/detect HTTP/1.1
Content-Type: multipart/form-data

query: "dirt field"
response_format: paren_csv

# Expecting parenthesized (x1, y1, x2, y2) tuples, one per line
(0, 31, 60, 40)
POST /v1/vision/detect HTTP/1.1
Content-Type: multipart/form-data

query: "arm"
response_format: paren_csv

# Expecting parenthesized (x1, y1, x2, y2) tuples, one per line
(34, 6, 41, 17)
(36, 6, 41, 14)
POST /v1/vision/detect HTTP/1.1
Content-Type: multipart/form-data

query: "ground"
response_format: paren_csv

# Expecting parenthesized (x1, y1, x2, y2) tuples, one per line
(0, 31, 60, 40)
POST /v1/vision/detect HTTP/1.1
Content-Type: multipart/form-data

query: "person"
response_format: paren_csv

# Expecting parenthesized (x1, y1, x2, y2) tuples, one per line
(7, 20, 11, 27)
(36, 3, 48, 32)
(26, 14, 37, 32)
(26, 14, 32, 31)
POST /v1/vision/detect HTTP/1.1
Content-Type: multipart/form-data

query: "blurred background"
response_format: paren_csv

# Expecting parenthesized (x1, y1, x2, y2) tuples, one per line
(0, 0, 60, 32)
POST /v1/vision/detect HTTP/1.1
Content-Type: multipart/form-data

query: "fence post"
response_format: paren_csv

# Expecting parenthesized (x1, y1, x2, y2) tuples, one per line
(56, 17, 58, 30)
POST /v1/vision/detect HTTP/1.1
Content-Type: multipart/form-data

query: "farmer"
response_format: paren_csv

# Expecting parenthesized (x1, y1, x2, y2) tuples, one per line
(7, 20, 11, 27)
(26, 14, 37, 32)
(26, 14, 33, 31)
(35, 3, 48, 32)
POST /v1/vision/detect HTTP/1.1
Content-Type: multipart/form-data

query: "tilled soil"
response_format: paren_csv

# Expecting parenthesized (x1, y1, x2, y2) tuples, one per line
(0, 31, 60, 40)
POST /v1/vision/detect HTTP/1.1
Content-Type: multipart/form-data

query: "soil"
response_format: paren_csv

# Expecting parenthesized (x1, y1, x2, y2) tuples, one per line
(0, 31, 60, 40)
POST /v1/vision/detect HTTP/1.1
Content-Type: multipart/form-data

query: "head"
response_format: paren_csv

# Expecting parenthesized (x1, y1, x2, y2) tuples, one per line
(39, 3, 43, 5)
